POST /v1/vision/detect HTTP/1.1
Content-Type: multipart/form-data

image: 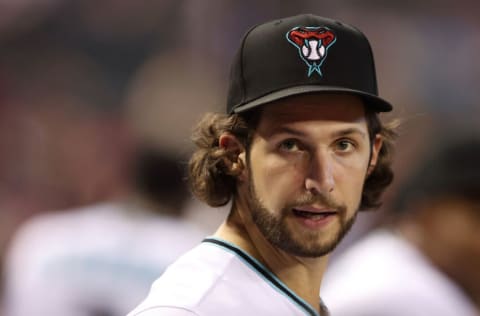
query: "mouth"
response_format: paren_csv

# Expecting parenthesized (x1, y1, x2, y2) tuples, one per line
(292, 207, 338, 220)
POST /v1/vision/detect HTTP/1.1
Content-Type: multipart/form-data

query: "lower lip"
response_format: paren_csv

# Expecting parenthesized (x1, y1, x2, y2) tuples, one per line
(294, 213, 337, 229)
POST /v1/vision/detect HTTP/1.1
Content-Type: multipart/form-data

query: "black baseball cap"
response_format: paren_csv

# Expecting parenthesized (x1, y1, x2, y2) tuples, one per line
(226, 14, 393, 114)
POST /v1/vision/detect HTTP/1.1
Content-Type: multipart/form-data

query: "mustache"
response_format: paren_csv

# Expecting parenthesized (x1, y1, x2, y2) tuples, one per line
(286, 192, 346, 213)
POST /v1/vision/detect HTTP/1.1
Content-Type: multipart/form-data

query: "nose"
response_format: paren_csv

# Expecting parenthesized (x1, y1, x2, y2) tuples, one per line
(305, 150, 335, 195)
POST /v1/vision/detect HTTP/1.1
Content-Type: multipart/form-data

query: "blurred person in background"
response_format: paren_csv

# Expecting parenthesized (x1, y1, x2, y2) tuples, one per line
(3, 151, 206, 316)
(0, 2, 185, 313)
(1, 48, 227, 316)
(123, 51, 228, 233)
(321, 135, 480, 315)
(0, 43, 134, 285)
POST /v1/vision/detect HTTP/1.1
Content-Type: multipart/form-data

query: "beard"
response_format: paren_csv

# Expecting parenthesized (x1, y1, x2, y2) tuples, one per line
(246, 174, 358, 258)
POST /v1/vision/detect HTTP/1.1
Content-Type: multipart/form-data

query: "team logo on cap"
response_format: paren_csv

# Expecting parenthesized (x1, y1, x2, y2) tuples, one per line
(286, 26, 336, 77)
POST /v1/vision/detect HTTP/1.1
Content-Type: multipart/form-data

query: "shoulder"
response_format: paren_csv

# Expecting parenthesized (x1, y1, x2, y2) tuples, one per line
(130, 241, 295, 315)
(129, 242, 238, 314)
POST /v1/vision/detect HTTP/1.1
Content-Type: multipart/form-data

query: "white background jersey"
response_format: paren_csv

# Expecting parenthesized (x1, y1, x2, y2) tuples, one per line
(321, 229, 478, 316)
(129, 237, 324, 316)
(3, 202, 206, 316)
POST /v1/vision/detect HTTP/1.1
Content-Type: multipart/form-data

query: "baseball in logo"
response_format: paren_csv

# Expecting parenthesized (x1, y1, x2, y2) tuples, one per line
(286, 26, 336, 77)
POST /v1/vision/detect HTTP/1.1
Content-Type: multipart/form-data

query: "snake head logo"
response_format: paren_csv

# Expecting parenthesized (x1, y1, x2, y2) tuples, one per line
(286, 26, 336, 77)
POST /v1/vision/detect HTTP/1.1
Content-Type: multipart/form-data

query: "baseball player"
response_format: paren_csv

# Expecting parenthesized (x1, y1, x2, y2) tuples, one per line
(3, 153, 207, 316)
(128, 14, 396, 316)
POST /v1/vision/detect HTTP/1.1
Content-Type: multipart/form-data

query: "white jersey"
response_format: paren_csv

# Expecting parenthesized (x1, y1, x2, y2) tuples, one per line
(3, 202, 206, 316)
(321, 229, 478, 316)
(128, 237, 327, 316)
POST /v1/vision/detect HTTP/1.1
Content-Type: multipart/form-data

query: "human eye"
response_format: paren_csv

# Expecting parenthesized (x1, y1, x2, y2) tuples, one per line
(278, 138, 301, 152)
(335, 139, 356, 153)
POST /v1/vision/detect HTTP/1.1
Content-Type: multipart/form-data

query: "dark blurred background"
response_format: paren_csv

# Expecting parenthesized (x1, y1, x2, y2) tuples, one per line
(0, 0, 479, 314)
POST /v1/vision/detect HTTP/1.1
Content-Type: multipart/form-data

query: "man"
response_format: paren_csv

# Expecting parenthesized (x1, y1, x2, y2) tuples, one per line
(321, 137, 480, 315)
(1, 43, 211, 316)
(3, 151, 207, 316)
(128, 14, 396, 316)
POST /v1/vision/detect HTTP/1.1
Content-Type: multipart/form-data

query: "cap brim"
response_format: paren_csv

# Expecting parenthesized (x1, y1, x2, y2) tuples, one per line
(232, 85, 393, 113)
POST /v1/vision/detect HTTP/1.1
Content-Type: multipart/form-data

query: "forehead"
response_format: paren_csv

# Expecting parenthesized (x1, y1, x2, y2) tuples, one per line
(257, 93, 367, 128)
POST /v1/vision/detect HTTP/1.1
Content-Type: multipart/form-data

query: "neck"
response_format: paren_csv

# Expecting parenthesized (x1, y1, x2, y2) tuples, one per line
(214, 195, 329, 313)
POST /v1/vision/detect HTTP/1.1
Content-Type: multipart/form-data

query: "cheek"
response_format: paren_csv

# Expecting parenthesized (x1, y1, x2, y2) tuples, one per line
(250, 152, 306, 204)
(253, 161, 303, 193)
(334, 161, 368, 206)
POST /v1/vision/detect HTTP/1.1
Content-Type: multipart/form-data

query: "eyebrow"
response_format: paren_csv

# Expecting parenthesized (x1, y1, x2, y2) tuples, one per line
(331, 127, 367, 139)
(270, 126, 367, 139)
(272, 126, 305, 136)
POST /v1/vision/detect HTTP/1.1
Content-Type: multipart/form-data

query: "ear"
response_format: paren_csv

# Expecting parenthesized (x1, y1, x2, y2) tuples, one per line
(367, 134, 383, 176)
(219, 133, 247, 181)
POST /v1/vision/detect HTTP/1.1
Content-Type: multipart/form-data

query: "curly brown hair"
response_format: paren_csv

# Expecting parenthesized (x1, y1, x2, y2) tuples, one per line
(188, 109, 396, 211)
